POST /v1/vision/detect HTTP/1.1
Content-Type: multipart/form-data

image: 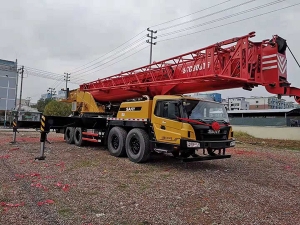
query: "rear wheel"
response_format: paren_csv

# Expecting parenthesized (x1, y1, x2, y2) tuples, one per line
(74, 127, 85, 146)
(65, 127, 75, 144)
(125, 128, 150, 163)
(107, 127, 127, 157)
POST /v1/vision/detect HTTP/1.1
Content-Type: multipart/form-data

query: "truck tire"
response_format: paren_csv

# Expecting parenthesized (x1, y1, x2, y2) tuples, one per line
(65, 127, 75, 144)
(107, 127, 127, 157)
(74, 127, 85, 147)
(125, 128, 150, 163)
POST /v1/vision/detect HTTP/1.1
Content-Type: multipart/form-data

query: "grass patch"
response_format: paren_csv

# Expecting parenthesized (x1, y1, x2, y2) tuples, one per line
(234, 131, 300, 151)
(84, 205, 101, 214)
(117, 183, 129, 190)
(58, 208, 72, 217)
(234, 131, 254, 139)
(139, 183, 150, 191)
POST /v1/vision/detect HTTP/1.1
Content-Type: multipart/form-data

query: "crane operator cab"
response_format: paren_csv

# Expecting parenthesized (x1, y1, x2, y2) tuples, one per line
(150, 95, 235, 160)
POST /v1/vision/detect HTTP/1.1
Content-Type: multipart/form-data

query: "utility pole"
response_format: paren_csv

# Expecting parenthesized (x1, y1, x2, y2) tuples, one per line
(14, 59, 18, 109)
(47, 88, 56, 99)
(18, 66, 24, 111)
(146, 28, 157, 65)
(64, 72, 70, 98)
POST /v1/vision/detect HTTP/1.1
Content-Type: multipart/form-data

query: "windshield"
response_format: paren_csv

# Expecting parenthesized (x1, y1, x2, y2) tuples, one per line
(182, 99, 229, 122)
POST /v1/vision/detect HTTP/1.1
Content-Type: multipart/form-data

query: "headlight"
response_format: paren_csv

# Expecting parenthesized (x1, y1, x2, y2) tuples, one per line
(187, 141, 200, 148)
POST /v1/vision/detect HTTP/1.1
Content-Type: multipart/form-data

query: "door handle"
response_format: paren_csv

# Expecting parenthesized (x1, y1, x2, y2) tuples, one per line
(161, 125, 165, 130)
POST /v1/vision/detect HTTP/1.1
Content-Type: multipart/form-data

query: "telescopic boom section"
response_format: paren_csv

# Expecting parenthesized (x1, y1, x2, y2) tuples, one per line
(80, 32, 300, 104)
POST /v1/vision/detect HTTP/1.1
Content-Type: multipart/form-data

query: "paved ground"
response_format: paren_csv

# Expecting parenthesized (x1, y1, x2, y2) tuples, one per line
(0, 131, 299, 225)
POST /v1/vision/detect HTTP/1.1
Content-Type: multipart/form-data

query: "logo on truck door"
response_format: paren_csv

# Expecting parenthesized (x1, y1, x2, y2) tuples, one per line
(119, 107, 142, 111)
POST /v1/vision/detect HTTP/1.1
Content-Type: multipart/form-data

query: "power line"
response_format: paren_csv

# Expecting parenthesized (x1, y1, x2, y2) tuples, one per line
(73, 42, 147, 76)
(23, 66, 87, 83)
(68, 29, 147, 73)
(70, 37, 147, 83)
(24, 69, 82, 84)
(81, 45, 149, 78)
(22, 66, 87, 83)
(52, 78, 64, 89)
(148, 0, 232, 28)
(23, 66, 65, 77)
(53, 80, 66, 95)
(159, 0, 285, 38)
(158, 2, 300, 43)
(71, 36, 146, 76)
(66, 0, 262, 79)
(158, 0, 257, 32)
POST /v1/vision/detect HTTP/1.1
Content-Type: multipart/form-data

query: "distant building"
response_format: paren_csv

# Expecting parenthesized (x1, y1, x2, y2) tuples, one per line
(221, 99, 229, 110)
(228, 108, 300, 127)
(227, 97, 249, 110)
(187, 92, 222, 103)
(40, 90, 66, 100)
(41, 93, 51, 100)
(16, 98, 31, 107)
(0, 58, 18, 111)
(245, 96, 295, 110)
(293, 103, 300, 109)
(55, 90, 67, 99)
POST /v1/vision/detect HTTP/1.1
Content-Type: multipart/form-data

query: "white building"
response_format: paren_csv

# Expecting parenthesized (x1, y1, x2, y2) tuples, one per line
(245, 96, 295, 110)
(40, 90, 66, 100)
(228, 97, 249, 111)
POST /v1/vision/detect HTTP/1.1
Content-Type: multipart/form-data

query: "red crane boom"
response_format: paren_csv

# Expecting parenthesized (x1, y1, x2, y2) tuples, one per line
(80, 32, 300, 104)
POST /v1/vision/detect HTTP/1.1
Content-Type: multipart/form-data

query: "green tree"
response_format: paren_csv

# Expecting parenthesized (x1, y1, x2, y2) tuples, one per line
(36, 98, 53, 113)
(44, 100, 72, 116)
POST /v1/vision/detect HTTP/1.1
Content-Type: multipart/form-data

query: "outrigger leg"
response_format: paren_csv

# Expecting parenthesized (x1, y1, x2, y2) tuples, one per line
(35, 115, 49, 160)
(35, 131, 47, 160)
(10, 118, 18, 144)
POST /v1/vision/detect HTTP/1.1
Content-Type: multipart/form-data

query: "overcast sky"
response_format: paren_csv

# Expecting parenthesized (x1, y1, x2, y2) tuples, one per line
(0, 0, 300, 103)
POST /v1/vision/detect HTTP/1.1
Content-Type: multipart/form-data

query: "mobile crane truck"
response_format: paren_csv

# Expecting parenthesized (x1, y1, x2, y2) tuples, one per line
(13, 32, 300, 163)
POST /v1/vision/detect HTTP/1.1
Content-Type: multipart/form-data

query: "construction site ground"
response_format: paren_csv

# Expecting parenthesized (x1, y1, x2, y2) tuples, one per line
(0, 130, 299, 225)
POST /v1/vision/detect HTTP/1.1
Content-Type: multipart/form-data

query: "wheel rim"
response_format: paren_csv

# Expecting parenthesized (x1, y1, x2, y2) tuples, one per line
(111, 134, 119, 149)
(130, 136, 140, 155)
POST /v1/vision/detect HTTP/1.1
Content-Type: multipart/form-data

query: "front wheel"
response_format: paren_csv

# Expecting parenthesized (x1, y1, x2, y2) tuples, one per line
(125, 128, 150, 163)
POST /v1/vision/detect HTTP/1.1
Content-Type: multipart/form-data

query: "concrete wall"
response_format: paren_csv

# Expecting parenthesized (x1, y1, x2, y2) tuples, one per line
(232, 125, 300, 140)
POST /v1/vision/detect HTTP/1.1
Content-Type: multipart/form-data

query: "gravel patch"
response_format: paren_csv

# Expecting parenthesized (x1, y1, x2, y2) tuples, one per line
(0, 131, 299, 225)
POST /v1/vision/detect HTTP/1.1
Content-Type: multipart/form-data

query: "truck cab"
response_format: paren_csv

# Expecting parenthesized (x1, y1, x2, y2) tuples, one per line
(150, 95, 234, 157)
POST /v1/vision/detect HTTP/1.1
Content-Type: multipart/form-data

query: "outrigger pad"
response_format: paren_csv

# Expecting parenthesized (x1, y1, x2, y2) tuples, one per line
(35, 156, 46, 160)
